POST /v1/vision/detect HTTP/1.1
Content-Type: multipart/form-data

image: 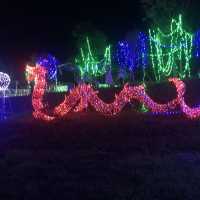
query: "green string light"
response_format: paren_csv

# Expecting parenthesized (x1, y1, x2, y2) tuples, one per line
(149, 15, 193, 81)
(75, 37, 111, 80)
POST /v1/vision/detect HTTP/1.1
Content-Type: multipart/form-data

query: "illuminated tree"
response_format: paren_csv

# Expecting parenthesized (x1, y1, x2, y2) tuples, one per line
(75, 37, 111, 81)
(193, 30, 200, 58)
(115, 32, 148, 82)
(149, 15, 193, 81)
(115, 41, 134, 71)
(134, 32, 148, 82)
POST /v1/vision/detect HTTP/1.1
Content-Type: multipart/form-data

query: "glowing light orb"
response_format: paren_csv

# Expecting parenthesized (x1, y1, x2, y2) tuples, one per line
(0, 72, 10, 91)
(36, 54, 58, 80)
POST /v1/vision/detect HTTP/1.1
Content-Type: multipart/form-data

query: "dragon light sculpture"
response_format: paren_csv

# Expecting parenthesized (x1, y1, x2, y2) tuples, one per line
(26, 65, 200, 122)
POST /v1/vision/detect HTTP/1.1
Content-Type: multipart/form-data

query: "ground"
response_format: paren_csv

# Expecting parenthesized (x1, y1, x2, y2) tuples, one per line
(0, 111, 200, 200)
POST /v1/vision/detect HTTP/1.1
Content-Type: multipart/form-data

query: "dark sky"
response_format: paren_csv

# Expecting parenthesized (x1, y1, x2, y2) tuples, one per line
(0, 0, 143, 79)
(1, 0, 199, 81)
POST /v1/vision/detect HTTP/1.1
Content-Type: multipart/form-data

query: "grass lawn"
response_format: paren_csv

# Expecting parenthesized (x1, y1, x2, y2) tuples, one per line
(0, 111, 200, 199)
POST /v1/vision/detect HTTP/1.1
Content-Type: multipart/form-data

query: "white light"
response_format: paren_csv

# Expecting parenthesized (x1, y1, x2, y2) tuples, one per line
(0, 72, 11, 91)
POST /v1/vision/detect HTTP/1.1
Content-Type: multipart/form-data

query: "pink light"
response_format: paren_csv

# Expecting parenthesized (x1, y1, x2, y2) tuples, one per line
(26, 65, 200, 122)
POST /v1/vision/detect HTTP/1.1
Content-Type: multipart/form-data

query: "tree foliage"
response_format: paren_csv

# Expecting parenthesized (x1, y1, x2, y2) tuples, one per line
(140, 0, 193, 26)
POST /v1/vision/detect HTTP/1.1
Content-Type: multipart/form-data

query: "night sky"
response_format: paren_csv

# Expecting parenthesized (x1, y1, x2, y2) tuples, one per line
(0, 0, 143, 79)
(0, 0, 200, 81)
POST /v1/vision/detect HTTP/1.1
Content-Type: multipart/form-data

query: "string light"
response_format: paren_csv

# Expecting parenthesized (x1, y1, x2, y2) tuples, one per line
(51, 85, 68, 93)
(115, 32, 148, 82)
(115, 41, 134, 72)
(149, 15, 193, 81)
(135, 32, 148, 69)
(170, 77, 200, 119)
(0, 72, 10, 91)
(135, 32, 149, 83)
(36, 54, 58, 80)
(26, 65, 200, 121)
(26, 65, 176, 121)
(26, 65, 55, 121)
(193, 30, 200, 58)
(75, 37, 111, 80)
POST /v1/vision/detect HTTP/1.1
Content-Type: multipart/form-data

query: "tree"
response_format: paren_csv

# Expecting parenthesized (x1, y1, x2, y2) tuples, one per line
(73, 22, 111, 83)
(140, 0, 193, 27)
(115, 31, 148, 83)
(75, 37, 111, 82)
(149, 15, 193, 81)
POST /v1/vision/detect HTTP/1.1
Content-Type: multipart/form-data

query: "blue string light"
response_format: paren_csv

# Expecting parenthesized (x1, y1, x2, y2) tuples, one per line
(115, 41, 134, 72)
(36, 54, 58, 80)
(114, 32, 149, 83)
(135, 32, 148, 69)
(193, 30, 200, 58)
(115, 32, 148, 72)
